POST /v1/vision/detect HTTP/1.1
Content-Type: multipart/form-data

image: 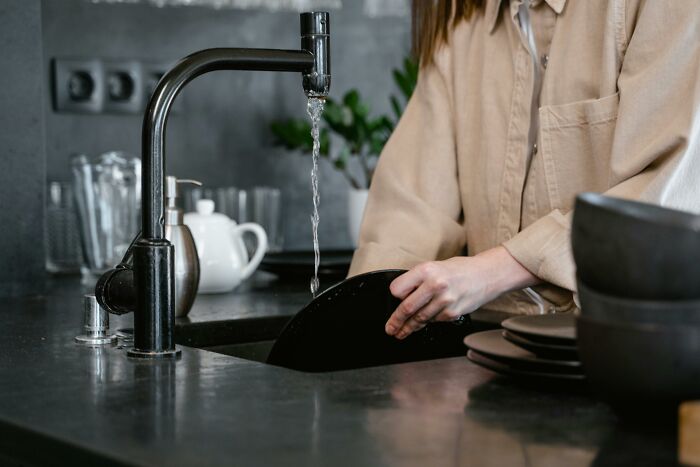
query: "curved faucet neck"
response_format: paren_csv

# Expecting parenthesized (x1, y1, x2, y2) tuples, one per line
(141, 48, 315, 240)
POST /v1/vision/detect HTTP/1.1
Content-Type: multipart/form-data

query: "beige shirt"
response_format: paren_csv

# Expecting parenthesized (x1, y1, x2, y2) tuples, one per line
(349, 0, 700, 315)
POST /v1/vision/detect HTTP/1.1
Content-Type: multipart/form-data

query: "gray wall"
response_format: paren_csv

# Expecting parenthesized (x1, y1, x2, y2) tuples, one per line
(42, 0, 411, 250)
(0, 0, 46, 296)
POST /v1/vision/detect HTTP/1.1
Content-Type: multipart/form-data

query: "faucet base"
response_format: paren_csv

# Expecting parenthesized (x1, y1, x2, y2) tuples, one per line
(75, 334, 118, 346)
(127, 347, 182, 359)
(132, 239, 177, 357)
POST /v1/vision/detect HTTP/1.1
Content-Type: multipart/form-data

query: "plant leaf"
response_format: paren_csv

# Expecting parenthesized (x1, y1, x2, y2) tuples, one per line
(270, 119, 313, 152)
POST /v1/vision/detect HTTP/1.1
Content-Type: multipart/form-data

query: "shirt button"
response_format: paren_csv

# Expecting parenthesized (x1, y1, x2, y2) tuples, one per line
(533, 143, 538, 155)
(541, 54, 549, 69)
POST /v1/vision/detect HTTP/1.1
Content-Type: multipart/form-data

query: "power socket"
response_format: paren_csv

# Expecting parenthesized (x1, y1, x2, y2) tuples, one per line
(103, 60, 143, 114)
(53, 58, 104, 113)
(52, 58, 183, 115)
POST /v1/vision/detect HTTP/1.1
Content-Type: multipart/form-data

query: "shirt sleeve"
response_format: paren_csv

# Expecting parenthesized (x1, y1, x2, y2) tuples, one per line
(503, 0, 700, 291)
(348, 51, 466, 276)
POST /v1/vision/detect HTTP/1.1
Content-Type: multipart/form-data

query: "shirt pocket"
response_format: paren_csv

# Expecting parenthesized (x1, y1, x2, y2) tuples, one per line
(537, 92, 619, 211)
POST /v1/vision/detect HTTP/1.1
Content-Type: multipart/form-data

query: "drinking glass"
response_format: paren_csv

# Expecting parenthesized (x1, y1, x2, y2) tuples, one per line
(45, 182, 81, 273)
(248, 187, 283, 252)
(72, 152, 141, 279)
(184, 185, 283, 252)
(184, 186, 245, 221)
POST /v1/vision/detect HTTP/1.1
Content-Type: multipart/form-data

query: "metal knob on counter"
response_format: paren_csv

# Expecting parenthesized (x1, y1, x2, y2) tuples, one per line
(75, 295, 118, 345)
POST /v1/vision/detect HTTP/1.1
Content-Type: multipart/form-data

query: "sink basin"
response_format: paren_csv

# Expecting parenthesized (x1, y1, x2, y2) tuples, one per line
(174, 315, 291, 364)
(203, 340, 276, 363)
(165, 270, 498, 372)
(173, 315, 498, 371)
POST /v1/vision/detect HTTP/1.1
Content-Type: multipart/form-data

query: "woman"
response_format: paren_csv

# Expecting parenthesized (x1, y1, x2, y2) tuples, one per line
(348, 0, 700, 339)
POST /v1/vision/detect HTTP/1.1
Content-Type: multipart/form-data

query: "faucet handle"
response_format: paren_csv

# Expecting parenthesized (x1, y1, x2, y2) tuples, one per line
(75, 295, 118, 345)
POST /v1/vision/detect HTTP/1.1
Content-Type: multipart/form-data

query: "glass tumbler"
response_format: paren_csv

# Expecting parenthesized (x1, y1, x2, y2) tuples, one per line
(72, 152, 141, 279)
(184, 187, 244, 221)
(184, 185, 283, 252)
(45, 182, 81, 273)
(248, 187, 283, 252)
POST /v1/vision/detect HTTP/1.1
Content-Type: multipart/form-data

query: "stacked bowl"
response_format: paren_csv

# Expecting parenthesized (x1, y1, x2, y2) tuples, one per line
(572, 193, 700, 416)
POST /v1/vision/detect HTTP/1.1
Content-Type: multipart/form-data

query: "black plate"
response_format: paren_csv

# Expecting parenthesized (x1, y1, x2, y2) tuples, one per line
(502, 330, 578, 360)
(467, 350, 586, 382)
(464, 330, 582, 373)
(267, 269, 473, 372)
(501, 313, 577, 345)
(259, 249, 354, 279)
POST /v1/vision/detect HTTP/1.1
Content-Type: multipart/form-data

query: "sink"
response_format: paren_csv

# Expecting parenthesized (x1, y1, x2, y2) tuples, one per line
(174, 315, 292, 364)
(174, 315, 499, 371)
(202, 340, 276, 363)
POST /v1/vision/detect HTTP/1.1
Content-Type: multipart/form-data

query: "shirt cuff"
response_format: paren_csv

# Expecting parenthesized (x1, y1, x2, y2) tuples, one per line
(502, 210, 576, 292)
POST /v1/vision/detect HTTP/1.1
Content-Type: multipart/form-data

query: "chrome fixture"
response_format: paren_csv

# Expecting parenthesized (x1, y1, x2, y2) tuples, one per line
(95, 12, 331, 358)
(75, 295, 118, 345)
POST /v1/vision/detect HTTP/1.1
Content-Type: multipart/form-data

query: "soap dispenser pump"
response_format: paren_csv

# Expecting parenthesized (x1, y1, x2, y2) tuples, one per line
(165, 176, 201, 317)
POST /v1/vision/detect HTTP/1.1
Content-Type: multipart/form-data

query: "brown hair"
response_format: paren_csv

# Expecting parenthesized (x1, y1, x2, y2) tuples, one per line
(412, 0, 483, 66)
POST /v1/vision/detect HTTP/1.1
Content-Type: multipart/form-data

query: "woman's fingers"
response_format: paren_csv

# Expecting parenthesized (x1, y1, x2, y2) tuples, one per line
(433, 297, 473, 322)
(389, 267, 425, 300)
(385, 282, 434, 335)
(433, 308, 462, 322)
(393, 295, 452, 339)
(386, 262, 455, 337)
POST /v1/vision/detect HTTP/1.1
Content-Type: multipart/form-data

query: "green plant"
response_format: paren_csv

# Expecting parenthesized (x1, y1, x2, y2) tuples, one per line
(270, 56, 418, 189)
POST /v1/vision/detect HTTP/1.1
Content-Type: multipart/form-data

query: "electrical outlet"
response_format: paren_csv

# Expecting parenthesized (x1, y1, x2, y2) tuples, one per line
(53, 58, 104, 113)
(103, 60, 143, 114)
(53, 58, 182, 115)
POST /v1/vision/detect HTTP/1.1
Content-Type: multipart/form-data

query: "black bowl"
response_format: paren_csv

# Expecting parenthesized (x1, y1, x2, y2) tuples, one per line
(576, 315, 700, 416)
(572, 192, 700, 300)
(577, 278, 700, 325)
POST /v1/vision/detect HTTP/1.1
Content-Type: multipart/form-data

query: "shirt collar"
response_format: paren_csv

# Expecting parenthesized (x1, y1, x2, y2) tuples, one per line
(486, 0, 567, 33)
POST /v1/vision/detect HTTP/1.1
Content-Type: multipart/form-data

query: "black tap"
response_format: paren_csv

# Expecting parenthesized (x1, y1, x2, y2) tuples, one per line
(95, 12, 331, 359)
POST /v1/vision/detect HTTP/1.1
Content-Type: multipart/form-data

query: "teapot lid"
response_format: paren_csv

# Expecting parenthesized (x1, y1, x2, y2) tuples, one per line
(196, 199, 215, 215)
(185, 199, 234, 227)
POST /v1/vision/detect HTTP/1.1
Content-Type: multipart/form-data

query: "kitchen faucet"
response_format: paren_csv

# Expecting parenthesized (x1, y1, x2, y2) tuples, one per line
(95, 12, 330, 358)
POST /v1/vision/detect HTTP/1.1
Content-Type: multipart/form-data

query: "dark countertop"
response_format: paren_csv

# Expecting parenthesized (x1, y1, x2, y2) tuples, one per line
(0, 273, 678, 466)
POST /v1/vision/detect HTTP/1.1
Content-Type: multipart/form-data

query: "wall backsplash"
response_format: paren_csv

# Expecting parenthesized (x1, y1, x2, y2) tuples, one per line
(43, 0, 410, 250)
(0, 0, 46, 297)
(87, 0, 343, 9)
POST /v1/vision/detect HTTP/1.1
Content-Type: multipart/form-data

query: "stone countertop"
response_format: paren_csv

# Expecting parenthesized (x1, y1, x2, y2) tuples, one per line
(0, 274, 678, 466)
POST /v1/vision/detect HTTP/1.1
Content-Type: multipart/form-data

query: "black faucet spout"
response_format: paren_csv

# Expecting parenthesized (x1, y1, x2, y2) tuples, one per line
(142, 48, 316, 240)
(96, 13, 331, 359)
(301, 11, 331, 97)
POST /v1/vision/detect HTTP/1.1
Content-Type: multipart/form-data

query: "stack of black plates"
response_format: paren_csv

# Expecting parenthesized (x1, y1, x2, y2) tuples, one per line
(464, 314, 584, 383)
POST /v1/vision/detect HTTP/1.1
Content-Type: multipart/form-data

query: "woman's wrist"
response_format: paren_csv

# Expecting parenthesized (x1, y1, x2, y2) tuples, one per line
(476, 246, 542, 297)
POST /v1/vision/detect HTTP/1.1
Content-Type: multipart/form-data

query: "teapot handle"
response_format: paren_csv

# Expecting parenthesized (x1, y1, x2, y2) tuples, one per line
(231, 222, 268, 281)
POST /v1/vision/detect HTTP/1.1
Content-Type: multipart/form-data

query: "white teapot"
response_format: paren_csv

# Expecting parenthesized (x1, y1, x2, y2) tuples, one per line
(184, 199, 268, 294)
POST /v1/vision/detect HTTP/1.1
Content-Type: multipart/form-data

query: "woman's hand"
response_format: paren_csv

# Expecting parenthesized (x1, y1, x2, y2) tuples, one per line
(385, 246, 541, 339)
